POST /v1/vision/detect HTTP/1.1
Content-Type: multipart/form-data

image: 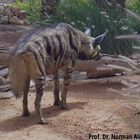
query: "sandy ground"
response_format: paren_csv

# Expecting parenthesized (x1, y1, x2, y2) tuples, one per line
(0, 79, 140, 140)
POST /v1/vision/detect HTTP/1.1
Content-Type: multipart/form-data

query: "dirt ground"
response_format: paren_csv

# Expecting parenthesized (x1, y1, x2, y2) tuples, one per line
(0, 79, 140, 140)
(0, 24, 140, 140)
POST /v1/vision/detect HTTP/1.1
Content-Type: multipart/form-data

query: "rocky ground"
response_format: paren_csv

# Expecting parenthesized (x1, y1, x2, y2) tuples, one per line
(0, 24, 140, 140)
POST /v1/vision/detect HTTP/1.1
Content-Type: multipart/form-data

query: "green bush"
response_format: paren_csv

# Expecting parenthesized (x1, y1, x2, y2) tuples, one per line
(12, 0, 42, 22)
(127, 0, 140, 33)
(50, 0, 133, 56)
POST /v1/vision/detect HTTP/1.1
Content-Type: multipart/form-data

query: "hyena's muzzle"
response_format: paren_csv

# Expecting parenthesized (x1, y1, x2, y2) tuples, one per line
(79, 32, 106, 61)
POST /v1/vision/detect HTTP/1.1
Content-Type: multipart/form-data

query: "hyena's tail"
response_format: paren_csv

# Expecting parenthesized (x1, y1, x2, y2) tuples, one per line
(9, 54, 28, 98)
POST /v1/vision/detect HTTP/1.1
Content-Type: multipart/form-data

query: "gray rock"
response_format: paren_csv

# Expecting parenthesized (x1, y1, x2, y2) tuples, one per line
(0, 68, 8, 78)
(10, 6, 20, 16)
(0, 84, 11, 92)
(18, 10, 27, 19)
(0, 65, 7, 70)
(0, 5, 4, 15)
(4, 6, 14, 17)
(0, 76, 9, 85)
(9, 16, 24, 25)
(1, 15, 8, 24)
(0, 91, 13, 99)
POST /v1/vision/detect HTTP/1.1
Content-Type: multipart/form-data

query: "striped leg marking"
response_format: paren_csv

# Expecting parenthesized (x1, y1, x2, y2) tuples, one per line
(61, 69, 72, 109)
(35, 75, 48, 124)
(22, 78, 30, 117)
(53, 71, 61, 106)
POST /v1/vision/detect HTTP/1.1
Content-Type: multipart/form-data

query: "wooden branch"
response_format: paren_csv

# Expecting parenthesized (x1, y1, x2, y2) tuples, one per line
(115, 35, 140, 41)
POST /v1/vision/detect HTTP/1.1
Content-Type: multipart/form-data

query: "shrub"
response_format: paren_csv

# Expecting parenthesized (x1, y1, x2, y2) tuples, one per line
(50, 0, 133, 56)
(12, 0, 42, 22)
(127, 0, 140, 33)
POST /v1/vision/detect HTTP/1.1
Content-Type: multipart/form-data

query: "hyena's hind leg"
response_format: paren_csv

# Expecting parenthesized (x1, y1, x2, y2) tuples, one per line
(53, 70, 61, 106)
(22, 77, 31, 117)
(61, 68, 72, 110)
(34, 75, 48, 124)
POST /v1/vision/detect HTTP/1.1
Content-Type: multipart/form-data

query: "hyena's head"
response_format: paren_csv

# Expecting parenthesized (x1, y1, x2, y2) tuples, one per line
(79, 32, 106, 60)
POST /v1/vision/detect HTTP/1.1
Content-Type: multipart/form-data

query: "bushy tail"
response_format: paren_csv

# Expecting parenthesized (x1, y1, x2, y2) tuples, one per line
(9, 54, 28, 98)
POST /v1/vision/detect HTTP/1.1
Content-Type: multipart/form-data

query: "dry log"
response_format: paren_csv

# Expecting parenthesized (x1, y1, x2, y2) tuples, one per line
(100, 55, 137, 70)
(0, 68, 8, 78)
(74, 60, 101, 72)
(74, 56, 136, 78)
(86, 64, 133, 78)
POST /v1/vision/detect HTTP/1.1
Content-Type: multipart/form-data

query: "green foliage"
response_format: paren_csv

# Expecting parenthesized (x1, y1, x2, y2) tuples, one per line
(50, 0, 95, 30)
(50, 0, 133, 56)
(12, 0, 42, 22)
(11, 0, 139, 56)
(127, 0, 140, 13)
(127, 0, 140, 33)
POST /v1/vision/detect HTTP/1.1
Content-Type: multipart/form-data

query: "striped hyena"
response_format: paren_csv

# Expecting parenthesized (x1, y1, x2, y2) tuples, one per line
(9, 23, 106, 124)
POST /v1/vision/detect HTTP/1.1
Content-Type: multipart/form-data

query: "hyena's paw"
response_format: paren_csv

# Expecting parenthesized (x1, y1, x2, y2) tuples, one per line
(38, 118, 49, 124)
(22, 111, 30, 117)
(60, 102, 70, 110)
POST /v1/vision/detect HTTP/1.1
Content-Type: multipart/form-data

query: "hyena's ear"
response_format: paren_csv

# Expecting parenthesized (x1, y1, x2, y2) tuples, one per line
(92, 32, 107, 46)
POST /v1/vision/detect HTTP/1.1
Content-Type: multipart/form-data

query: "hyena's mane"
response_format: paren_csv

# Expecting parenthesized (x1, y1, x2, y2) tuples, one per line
(12, 27, 45, 55)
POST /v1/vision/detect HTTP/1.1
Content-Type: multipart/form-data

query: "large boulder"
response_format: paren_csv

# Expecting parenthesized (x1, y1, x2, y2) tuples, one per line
(10, 6, 20, 17)
(4, 6, 14, 17)
(9, 16, 24, 25)
(18, 10, 27, 19)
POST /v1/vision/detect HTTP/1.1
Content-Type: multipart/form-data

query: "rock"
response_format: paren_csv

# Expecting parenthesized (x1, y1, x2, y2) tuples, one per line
(1, 15, 8, 24)
(4, 6, 14, 17)
(1, 5, 29, 25)
(0, 76, 9, 85)
(0, 68, 8, 78)
(23, 19, 30, 25)
(0, 65, 7, 70)
(10, 7, 20, 16)
(18, 10, 27, 19)
(0, 3, 5, 14)
(0, 84, 11, 92)
(9, 16, 24, 25)
(0, 91, 13, 99)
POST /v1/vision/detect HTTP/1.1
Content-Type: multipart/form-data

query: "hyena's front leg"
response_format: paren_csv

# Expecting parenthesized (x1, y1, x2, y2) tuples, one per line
(22, 77, 30, 117)
(53, 71, 61, 106)
(61, 69, 72, 109)
(35, 75, 48, 124)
